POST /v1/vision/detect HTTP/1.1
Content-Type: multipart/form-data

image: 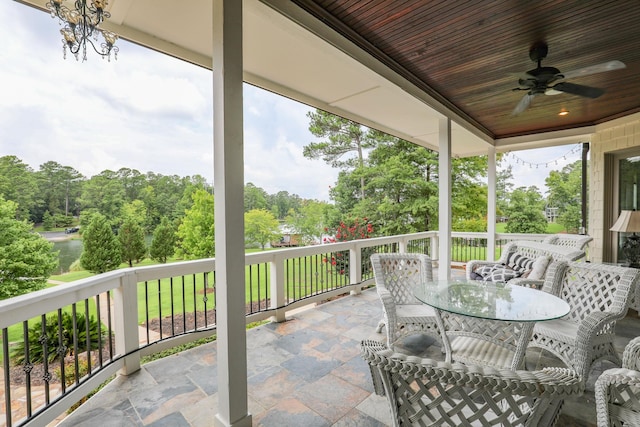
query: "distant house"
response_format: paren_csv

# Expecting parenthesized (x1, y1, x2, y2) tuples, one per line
(546, 206, 559, 223)
(270, 225, 301, 248)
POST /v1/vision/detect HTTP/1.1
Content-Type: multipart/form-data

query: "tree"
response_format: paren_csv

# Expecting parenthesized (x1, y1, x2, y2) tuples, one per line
(505, 187, 548, 234)
(0, 197, 58, 299)
(450, 156, 489, 224)
(497, 162, 515, 219)
(150, 217, 176, 263)
(80, 213, 121, 274)
(120, 200, 147, 229)
(244, 209, 281, 250)
(545, 160, 583, 230)
(115, 167, 146, 202)
(244, 183, 268, 212)
(340, 138, 439, 235)
(285, 200, 332, 244)
(78, 170, 126, 222)
(118, 218, 147, 267)
(36, 161, 84, 219)
(267, 190, 302, 220)
(42, 210, 54, 231)
(176, 189, 215, 259)
(0, 155, 38, 221)
(303, 110, 381, 200)
(559, 204, 582, 234)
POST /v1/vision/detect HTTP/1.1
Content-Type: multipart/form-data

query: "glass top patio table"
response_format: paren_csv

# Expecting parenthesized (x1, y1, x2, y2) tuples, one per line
(413, 280, 570, 322)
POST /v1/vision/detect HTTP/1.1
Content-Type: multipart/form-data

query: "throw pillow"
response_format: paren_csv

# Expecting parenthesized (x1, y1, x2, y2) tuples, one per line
(474, 265, 497, 278)
(483, 265, 521, 283)
(527, 255, 552, 280)
(505, 252, 535, 272)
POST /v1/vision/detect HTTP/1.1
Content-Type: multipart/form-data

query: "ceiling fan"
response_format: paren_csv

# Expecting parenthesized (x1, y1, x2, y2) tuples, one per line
(511, 42, 626, 116)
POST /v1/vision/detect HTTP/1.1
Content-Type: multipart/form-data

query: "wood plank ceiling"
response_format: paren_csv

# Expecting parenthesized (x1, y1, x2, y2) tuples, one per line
(291, 0, 640, 139)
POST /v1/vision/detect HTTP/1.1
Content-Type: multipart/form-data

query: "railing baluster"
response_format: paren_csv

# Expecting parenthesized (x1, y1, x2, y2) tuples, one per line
(192, 274, 197, 330)
(170, 277, 175, 336)
(42, 314, 51, 404)
(85, 299, 92, 376)
(106, 290, 113, 359)
(57, 309, 66, 394)
(3, 328, 12, 427)
(203, 273, 209, 325)
(157, 279, 163, 340)
(144, 281, 150, 344)
(96, 293, 103, 369)
(257, 264, 262, 311)
(248, 265, 253, 314)
(23, 320, 32, 418)
(181, 275, 187, 333)
(212, 271, 217, 325)
(71, 304, 79, 388)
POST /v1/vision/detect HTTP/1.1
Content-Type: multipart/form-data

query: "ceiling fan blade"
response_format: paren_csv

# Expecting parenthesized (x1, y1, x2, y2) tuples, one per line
(511, 93, 534, 116)
(552, 82, 604, 98)
(558, 60, 626, 80)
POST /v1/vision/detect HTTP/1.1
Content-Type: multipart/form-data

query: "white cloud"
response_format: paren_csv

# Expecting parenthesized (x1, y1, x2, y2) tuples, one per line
(0, 1, 338, 201)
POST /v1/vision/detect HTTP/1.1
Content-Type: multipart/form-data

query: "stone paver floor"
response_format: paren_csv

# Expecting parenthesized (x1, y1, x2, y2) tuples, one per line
(55, 273, 639, 426)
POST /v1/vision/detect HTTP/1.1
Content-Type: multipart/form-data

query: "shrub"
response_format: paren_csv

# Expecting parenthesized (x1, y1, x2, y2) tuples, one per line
(10, 312, 105, 366)
(323, 218, 374, 276)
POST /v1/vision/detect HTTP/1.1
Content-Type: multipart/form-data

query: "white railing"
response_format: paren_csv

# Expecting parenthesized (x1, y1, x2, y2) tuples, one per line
(0, 230, 544, 426)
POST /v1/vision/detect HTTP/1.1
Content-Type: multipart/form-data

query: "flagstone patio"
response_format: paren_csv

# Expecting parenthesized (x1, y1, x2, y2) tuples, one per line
(55, 278, 638, 426)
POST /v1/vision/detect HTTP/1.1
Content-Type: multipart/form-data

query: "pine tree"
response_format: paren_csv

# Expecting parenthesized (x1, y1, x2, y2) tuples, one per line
(119, 218, 147, 267)
(80, 213, 121, 273)
(150, 217, 176, 263)
(42, 210, 54, 231)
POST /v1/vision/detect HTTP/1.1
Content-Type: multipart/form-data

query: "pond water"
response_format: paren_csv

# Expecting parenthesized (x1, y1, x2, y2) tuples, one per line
(52, 239, 83, 274)
(50, 235, 153, 274)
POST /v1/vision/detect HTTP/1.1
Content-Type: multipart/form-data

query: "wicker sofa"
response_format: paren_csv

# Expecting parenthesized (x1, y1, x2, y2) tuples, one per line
(466, 240, 586, 288)
(542, 233, 593, 252)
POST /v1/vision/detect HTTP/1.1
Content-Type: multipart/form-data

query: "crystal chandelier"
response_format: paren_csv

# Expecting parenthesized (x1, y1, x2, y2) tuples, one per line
(46, 0, 119, 61)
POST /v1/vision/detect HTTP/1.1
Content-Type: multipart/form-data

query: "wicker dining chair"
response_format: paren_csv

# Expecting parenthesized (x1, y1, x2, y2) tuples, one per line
(360, 339, 584, 427)
(595, 336, 640, 426)
(370, 253, 441, 347)
(529, 261, 640, 382)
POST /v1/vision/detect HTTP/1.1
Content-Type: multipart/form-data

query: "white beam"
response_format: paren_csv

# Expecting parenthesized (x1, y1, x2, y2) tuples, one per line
(213, 1, 252, 426)
(487, 147, 497, 260)
(438, 118, 452, 280)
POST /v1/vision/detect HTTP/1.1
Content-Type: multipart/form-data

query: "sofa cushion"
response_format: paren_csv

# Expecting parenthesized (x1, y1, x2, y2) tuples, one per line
(505, 252, 535, 272)
(526, 255, 552, 280)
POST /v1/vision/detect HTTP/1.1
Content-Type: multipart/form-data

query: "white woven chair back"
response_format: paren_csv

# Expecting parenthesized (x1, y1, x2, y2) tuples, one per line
(361, 340, 583, 427)
(371, 253, 432, 304)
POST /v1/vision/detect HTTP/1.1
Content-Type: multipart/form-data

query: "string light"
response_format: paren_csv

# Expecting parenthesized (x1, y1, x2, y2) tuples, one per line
(503, 143, 582, 170)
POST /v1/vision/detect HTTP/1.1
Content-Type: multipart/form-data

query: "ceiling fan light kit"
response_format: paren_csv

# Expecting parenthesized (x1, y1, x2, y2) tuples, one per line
(511, 42, 625, 116)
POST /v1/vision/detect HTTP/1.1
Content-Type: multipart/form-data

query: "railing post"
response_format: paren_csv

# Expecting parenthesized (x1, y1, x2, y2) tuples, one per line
(113, 271, 141, 375)
(399, 239, 408, 253)
(350, 246, 361, 295)
(431, 234, 439, 262)
(270, 258, 286, 322)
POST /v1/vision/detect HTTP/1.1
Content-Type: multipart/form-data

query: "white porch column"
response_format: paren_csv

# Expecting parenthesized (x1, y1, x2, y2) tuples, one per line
(487, 146, 497, 260)
(213, 1, 252, 426)
(438, 117, 452, 280)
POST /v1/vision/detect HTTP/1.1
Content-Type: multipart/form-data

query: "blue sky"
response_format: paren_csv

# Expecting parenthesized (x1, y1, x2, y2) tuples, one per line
(0, 1, 582, 201)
